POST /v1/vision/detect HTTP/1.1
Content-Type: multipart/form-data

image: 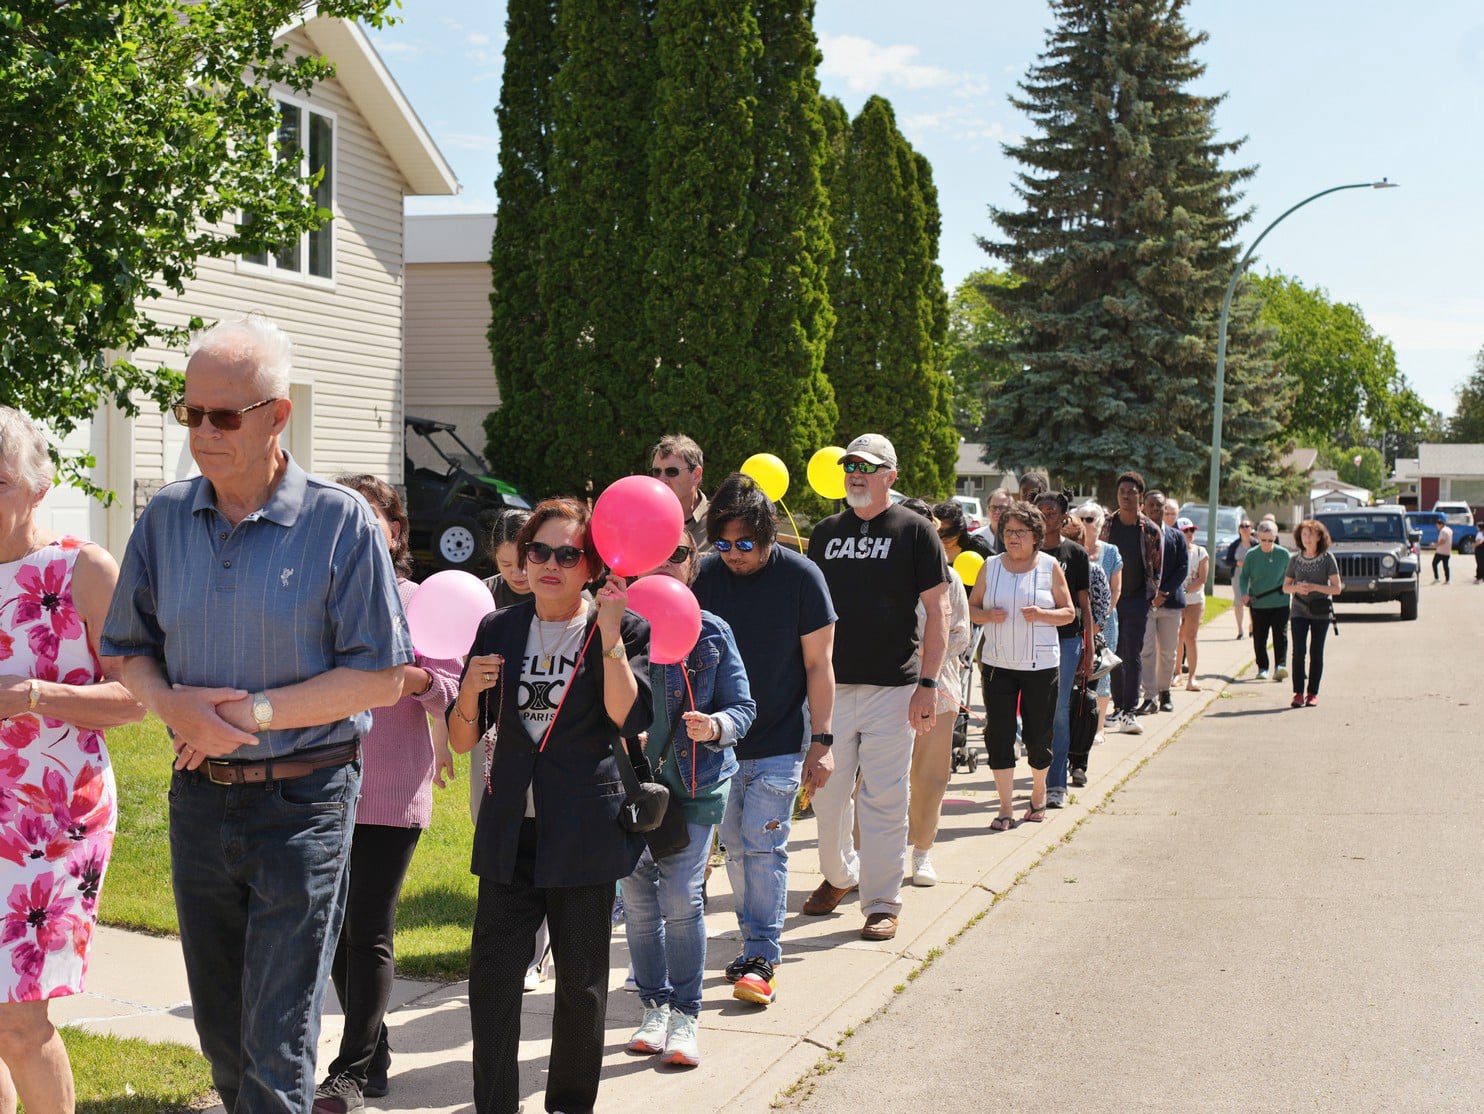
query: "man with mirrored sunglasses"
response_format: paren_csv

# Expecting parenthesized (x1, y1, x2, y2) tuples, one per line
(804, 433, 949, 943)
(102, 315, 412, 1111)
(693, 473, 836, 1004)
(649, 433, 712, 553)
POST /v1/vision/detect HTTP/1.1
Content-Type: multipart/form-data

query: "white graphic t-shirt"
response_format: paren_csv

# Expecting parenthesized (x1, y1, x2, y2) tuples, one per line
(513, 612, 588, 816)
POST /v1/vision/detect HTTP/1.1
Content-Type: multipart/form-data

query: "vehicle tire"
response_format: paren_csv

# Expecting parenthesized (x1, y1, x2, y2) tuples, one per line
(1399, 590, 1419, 621)
(433, 515, 482, 570)
(1461, 538, 1475, 555)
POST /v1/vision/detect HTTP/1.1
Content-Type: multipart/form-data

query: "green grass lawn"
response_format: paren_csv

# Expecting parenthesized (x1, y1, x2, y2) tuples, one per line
(1202, 594, 1234, 626)
(63, 1027, 215, 1112)
(102, 718, 478, 982)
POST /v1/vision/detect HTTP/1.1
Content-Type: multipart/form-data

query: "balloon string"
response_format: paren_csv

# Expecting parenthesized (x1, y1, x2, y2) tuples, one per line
(682, 668, 697, 797)
(780, 500, 805, 553)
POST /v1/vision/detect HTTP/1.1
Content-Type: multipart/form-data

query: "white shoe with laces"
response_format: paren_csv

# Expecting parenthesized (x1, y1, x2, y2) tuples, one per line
(626, 1003, 669, 1054)
(911, 849, 938, 887)
(662, 1009, 701, 1067)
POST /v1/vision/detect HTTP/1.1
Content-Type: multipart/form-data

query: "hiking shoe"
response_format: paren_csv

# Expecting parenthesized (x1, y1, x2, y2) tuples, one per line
(802, 880, 857, 915)
(1274, 666, 1288, 681)
(313, 1073, 364, 1114)
(733, 957, 777, 1005)
(724, 953, 750, 984)
(911, 849, 937, 887)
(627, 1003, 670, 1054)
(1120, 711, 1143, 735)
(364, 1042, 390, 1099)
(662, 1009, 701, 1067)
(1070, 767, 1087, 787)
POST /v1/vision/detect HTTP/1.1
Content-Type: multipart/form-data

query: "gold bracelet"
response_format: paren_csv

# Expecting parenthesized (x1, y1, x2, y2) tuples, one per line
(452, 701, 478, 726)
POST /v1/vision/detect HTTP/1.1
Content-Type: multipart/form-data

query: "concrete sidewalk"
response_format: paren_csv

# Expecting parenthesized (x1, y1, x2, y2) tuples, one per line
(57, 615, 1256, 1112)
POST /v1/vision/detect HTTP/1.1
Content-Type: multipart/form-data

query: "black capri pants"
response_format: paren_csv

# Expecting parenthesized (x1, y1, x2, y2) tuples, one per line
(981, 662, 1059, 771)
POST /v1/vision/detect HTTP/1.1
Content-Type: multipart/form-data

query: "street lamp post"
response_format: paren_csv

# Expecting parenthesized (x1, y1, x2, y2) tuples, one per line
(1204, 179, 1399, 595)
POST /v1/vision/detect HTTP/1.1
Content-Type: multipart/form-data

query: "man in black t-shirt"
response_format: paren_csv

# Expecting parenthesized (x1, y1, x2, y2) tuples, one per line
(803, 434, 948, 943)
(1101, 470, 1163, 733)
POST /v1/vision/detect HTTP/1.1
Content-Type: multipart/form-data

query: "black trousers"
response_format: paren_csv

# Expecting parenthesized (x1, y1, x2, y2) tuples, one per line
(1289, 616, 1331, 696)
(1250, 605, 1288, 673)
(470, 818, 616, 1114)
(981, 662, 1058, 771)
(327, 822, 423, 1084)
(1433, 553, 1451, 582)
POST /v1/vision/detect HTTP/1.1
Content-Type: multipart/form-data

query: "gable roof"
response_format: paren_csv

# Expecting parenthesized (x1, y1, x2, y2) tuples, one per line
(298, 17, 459, 197)
(1282, 447, 1320, 473)
(1417, 442, 1484, 477)
(955, 442, 1007, 477)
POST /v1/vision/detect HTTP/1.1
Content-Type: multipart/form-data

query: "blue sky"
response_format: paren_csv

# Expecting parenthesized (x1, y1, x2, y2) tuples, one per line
(368, 0, 1483, 417)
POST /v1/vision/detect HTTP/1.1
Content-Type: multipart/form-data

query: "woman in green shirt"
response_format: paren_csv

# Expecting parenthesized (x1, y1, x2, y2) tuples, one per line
(1237, 521, 1291, 681)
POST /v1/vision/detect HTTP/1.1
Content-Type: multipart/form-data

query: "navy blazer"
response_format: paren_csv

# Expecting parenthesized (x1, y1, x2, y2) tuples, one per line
(1157, 524, 1189, 609)
(465, 600, 653, 888)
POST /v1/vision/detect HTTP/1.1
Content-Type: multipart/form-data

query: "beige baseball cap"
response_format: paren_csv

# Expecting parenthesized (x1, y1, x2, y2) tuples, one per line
(842, 433, 897, 468)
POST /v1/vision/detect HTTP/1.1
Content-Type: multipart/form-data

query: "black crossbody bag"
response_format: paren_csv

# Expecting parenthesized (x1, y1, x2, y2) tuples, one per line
(610, 714, 692, 859)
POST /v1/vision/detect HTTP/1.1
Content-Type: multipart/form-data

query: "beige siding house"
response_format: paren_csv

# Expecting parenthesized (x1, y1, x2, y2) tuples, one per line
(403, 214, 499, 473)
(33, 16, 457, 556)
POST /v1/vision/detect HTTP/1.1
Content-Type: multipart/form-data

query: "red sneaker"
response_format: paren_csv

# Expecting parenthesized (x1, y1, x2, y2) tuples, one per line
(1304, 694, 1318, 707)
(1290, 694, 1304, 708)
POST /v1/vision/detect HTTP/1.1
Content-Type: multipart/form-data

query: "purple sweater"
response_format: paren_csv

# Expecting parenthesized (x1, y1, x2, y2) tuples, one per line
(356, 578, 462, 828)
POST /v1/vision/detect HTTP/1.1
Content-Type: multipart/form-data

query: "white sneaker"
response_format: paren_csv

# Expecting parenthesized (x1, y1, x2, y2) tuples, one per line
(1255, 669, 1269, 680)
(626, 1003, 669, 1054)
(1046, 787, 1065, 809)
(623, 962, 638, 992)
(662, 1009, 701, 1067)
(911, 849, 937, 887)
(523, 965, 542, 993)
(1121, 711, 1143, 735)
(1274, 666, 1288, 681)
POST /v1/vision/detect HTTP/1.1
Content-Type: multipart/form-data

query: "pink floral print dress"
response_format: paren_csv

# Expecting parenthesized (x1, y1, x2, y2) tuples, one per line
(0, 538, 116, 1001)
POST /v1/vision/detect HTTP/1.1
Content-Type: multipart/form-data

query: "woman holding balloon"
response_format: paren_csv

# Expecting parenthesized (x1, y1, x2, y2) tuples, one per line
(448, 496, 653, 1114)
(621, 535, 754, 1068)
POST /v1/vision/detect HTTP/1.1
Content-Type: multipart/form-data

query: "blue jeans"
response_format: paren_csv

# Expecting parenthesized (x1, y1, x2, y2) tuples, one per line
(719, 751, 803, 966)
(168, 760, 359, 1111)
(1048, 638, 1082, 792)
(620, 821, 714, 1018)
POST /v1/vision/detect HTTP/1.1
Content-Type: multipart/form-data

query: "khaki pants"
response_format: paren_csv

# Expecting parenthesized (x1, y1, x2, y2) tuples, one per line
(1140, 606, 1182, 699)
(812, 683, 915, 917)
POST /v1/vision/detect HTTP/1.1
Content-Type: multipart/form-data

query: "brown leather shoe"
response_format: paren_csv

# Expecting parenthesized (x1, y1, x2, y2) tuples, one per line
(860, 912, 898, 940)
(802, 880, 857, 916)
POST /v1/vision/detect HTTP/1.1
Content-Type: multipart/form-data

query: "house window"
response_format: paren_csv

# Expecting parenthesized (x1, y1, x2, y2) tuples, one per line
(242, 100, 334, 280)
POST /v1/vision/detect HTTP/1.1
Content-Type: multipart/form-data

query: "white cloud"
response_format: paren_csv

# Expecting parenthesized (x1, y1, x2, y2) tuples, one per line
(376, 41, 421, 55)
(467, 32, 491, 46)
(440, 131, 501, 155)
(818, 32, 967, 94)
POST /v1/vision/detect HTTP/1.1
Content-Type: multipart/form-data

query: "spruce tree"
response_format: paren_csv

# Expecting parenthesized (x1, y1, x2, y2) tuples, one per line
(980, 0, 1287, 498)
(537, 0, 657, 496)
(827, 96, 954, 498)
(485, 0, 559, 491)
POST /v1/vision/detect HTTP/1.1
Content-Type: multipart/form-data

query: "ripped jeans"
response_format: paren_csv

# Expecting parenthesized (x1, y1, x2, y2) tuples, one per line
(719, 750, 804, 966)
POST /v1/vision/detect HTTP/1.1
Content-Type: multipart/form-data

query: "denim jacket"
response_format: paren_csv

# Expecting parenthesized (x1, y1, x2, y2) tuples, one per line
(647, 611, 756, 798)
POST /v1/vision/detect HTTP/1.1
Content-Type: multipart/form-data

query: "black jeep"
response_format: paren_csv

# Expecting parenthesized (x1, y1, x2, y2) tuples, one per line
(404, 416, 534, 577)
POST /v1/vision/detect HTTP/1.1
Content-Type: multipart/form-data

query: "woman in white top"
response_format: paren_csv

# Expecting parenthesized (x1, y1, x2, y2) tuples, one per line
(1175, 517, 1209, 691)
(968, 502, 1075, 829)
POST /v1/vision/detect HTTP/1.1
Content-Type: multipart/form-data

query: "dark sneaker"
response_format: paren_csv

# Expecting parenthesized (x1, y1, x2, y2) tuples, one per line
(364, 1042, 390, 1099)
(1070, 767, 1087, 788)
(313, 1072, 365, 1114)
(1134, 699, 1158, 716)
(724, 953, 749, 984)
(733, 957, 777, 1005)
(1158, 691, 1173, 713)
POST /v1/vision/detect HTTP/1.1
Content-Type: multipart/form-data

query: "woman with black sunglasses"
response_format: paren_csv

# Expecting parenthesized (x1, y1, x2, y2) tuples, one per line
(448, 497, 652, 1114)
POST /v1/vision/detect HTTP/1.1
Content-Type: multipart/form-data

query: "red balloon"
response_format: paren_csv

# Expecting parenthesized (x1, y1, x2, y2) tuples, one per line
(590, 476, 684, 576)
(626, 576, 702, 665)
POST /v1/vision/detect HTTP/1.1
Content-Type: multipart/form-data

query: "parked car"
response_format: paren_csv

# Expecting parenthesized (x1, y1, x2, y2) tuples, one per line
(1432, 500, 1475, 527)
(952, 494, 984, 533)
(1180, 503, 1246, 583)
(1315, 507, 1420, 621)
(1406, 511, 1479, 554)
(403, 416, 535, 577)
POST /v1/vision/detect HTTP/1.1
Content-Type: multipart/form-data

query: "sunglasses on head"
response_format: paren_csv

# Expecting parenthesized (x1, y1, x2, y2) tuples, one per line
(665, 545, 693, 565)
(713, 538, 755, 553)
(171, 398, 276, 431)
(841, 459, 882, 474)
(650, 465, 690, 479)
(522, 541, 586, 568)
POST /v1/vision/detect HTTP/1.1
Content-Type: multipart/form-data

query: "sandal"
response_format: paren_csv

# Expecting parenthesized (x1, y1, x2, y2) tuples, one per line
(1022, 801, 1047, 824)
(989, 815, 1016, 832)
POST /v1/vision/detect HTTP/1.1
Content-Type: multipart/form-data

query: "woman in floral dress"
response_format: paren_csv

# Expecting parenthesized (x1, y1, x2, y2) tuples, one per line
(0, 408, 143, 1111)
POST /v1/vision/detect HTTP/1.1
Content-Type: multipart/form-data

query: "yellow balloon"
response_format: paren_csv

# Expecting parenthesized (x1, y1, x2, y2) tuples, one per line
(741, 452, 789, 503)
(953, 550, 986, 587)
(807, 446, 847, 500)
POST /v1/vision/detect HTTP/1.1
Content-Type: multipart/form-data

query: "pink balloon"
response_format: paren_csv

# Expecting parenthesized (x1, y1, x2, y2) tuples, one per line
(626, 576, 702, 665)
(590, 475, 684, 576)
(406, 571, 496, 659)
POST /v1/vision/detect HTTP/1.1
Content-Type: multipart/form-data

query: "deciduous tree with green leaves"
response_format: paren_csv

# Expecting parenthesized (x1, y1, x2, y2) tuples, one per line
(1448, 345, 1484, 444)
(949, 268, 1020, 441)
(0, 0, 394, 480)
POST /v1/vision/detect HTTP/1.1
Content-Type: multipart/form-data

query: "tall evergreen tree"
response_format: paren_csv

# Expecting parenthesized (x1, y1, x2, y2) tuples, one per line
(645, 0, 762, 467)
(979, 0, 1287, 498)
(485, 0, 559, 491)
(826, 96, 954, 497)
(536, 0, 657, 496)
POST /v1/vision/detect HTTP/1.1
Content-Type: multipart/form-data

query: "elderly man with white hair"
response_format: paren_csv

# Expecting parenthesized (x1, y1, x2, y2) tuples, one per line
(102, 315, 412, 1112)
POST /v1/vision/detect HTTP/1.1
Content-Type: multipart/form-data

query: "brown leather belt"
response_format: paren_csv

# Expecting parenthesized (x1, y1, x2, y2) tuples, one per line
(204, 741, 359, 786)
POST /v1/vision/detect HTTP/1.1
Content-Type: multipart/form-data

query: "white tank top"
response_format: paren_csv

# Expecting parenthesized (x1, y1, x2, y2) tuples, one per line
(980, 551, 1060, 671)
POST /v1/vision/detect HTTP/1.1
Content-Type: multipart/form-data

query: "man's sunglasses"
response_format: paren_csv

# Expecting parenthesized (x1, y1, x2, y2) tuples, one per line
(171, 398, 276, 431)
(650, 466, 690, 479)
(666, 545, 693, 565)
(521, 542, 585, 568)
(713, 538, 755, 553)
(841, 460, 882, 474)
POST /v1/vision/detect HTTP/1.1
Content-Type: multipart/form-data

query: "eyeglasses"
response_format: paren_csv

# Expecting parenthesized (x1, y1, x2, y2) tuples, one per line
(841, 460, 882, 474)
(665, 545, 693, 565)
(1077, 515, 1098, 524)
(521, 541, 585, 568)
(650, 465, 691, 479)
(713, 538, 755, 553)
(1003, 528, 1033, 539)
(171, 398, 276, 431)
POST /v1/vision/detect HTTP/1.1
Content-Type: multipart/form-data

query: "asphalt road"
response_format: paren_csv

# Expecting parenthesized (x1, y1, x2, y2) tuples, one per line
(789, 577, 1484, 1113)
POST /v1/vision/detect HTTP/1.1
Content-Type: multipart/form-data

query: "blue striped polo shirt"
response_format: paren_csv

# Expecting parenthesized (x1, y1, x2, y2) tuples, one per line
(101, 453, 414, 760)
